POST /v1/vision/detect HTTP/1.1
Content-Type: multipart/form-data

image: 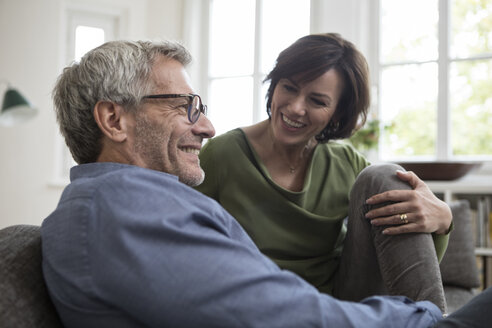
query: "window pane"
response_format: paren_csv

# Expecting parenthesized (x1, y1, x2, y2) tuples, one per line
(75, 26, 105, 61)
(451, 59, 492, 156)
(380, 0, 438, 62)
(259, 80, 270, 121)
(208, 77, 253, 136)
(380, 63, 438, 158)
(260, 0, 310, 73)
(209, 0, 255, 77)
(451, 0, 492, 58)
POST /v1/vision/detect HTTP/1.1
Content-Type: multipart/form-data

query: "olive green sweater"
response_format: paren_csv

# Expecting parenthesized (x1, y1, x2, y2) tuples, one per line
(196, 128, 448, 294)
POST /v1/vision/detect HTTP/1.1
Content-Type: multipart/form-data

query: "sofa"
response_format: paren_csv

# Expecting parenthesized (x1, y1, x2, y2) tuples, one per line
(0, 225, 63, 328)
(0, 200, 481, 326)
(440, 199, 481, 312)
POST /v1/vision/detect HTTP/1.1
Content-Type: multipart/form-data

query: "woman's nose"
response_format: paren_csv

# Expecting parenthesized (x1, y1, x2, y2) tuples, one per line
(289, 96, 307, 116)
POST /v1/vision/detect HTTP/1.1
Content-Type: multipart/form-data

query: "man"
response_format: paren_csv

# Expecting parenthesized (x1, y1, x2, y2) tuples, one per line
(42, 40, 490, 328)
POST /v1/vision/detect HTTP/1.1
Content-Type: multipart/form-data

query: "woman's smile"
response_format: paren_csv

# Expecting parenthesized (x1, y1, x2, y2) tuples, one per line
(281, 113, 306, 129)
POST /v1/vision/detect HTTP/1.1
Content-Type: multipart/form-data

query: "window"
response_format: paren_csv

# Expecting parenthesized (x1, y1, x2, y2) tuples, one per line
(377, 0, 492, 161)
(205, 0, 310, 136)
(74, 26, 106, 61)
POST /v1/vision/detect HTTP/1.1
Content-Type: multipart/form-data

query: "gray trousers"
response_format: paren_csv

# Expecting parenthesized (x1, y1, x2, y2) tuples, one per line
(435, 286, 492, 327)
(333, 164, 448, 313)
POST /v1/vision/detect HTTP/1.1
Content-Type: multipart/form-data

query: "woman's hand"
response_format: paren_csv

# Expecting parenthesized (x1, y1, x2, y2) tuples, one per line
(364, 170, 452, 235)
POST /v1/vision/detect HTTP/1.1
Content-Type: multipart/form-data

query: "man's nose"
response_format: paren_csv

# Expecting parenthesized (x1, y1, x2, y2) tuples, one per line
(192, 114, 215, 139)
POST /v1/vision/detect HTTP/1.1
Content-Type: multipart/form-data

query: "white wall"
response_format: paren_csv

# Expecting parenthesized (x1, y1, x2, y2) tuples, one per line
(0, 0, 184, 228)
(0, 0, 63, 229)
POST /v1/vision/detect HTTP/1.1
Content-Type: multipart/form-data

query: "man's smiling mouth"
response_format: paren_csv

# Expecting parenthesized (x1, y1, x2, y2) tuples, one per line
(179, 147, 200, 155)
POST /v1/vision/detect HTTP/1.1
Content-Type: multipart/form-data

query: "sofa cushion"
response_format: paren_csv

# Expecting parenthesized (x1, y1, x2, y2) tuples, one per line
(0, 225, 63, 328)
(440, 200, 481, 289)
(443, 285, 478, 314)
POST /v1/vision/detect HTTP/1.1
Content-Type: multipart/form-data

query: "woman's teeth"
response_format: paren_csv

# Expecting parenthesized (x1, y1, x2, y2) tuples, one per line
(282, 114, 304, 128)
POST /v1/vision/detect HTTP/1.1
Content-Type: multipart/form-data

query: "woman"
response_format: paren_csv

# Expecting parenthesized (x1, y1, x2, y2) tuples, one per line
(196, 33, 452, 312)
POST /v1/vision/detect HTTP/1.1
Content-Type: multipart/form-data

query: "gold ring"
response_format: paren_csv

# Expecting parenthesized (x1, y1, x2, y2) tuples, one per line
(400, 213, 408, 224)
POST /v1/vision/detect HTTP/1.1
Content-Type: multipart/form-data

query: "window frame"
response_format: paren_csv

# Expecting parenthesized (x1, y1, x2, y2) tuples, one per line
(373, 0, 492, 163)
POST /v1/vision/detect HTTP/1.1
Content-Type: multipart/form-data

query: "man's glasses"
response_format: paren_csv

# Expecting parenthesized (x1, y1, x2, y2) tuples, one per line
(141, 94, 207, 124)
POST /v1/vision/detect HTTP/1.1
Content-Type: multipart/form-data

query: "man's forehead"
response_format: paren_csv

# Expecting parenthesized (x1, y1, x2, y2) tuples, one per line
(151, 57, 193, 93)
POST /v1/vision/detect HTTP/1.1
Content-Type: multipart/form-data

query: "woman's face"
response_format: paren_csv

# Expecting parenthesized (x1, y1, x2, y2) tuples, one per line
(269, 68, 344, 147)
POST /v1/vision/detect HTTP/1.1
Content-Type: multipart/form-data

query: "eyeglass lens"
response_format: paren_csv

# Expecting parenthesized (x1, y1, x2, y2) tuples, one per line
(189, 96, 200, 123)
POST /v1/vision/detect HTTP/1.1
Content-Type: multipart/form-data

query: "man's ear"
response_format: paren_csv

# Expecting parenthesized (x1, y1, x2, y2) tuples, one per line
(93, 101, 130, 143)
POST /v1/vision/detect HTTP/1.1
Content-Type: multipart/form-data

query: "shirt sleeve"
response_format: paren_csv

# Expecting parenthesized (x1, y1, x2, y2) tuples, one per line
(88, 175, 442, 328)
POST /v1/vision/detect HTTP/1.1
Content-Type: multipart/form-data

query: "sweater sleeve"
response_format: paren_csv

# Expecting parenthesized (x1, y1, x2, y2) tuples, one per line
(341, 141, 371, 175)
(196, 138, 221, 201)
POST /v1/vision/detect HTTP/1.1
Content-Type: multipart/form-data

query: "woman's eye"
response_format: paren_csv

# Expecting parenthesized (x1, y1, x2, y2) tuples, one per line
(283, 84, 297, 93)
(310, 98, 327, 107)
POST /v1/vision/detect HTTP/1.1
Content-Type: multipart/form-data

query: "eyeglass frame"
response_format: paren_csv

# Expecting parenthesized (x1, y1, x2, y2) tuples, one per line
(141, 93, 207, 124)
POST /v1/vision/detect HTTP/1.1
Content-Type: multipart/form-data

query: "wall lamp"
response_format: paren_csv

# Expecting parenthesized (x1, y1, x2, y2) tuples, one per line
(0, 80, 38, 127)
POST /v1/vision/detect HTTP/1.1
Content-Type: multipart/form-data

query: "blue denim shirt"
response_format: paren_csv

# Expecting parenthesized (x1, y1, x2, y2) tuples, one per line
(41, 163, 442, 328)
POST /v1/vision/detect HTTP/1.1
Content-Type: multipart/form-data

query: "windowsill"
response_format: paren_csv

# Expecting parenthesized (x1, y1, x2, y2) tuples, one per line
(423, 160, 492, 193)
(477, 162, 492, 175)
(425, 173, 492, 200)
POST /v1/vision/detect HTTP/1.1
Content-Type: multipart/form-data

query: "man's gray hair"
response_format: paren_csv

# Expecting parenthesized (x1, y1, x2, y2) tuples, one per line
(53, 40, 192, 164)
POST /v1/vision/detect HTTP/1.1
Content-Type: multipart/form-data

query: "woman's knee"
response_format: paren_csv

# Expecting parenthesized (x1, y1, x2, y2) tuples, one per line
(350, 164, 411, 204)
(357, 163, 404, 183)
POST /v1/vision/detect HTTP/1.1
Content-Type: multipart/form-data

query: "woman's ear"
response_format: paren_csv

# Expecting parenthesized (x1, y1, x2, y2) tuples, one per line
(93, 101, 130, 143)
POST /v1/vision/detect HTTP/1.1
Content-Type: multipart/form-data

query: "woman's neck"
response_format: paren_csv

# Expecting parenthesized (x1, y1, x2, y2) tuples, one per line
(242, 120, 317, 191)
(244, 120, 316, 174)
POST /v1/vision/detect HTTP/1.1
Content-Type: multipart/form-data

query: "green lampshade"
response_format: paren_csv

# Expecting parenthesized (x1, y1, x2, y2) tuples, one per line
(0, 88, 38, 126)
